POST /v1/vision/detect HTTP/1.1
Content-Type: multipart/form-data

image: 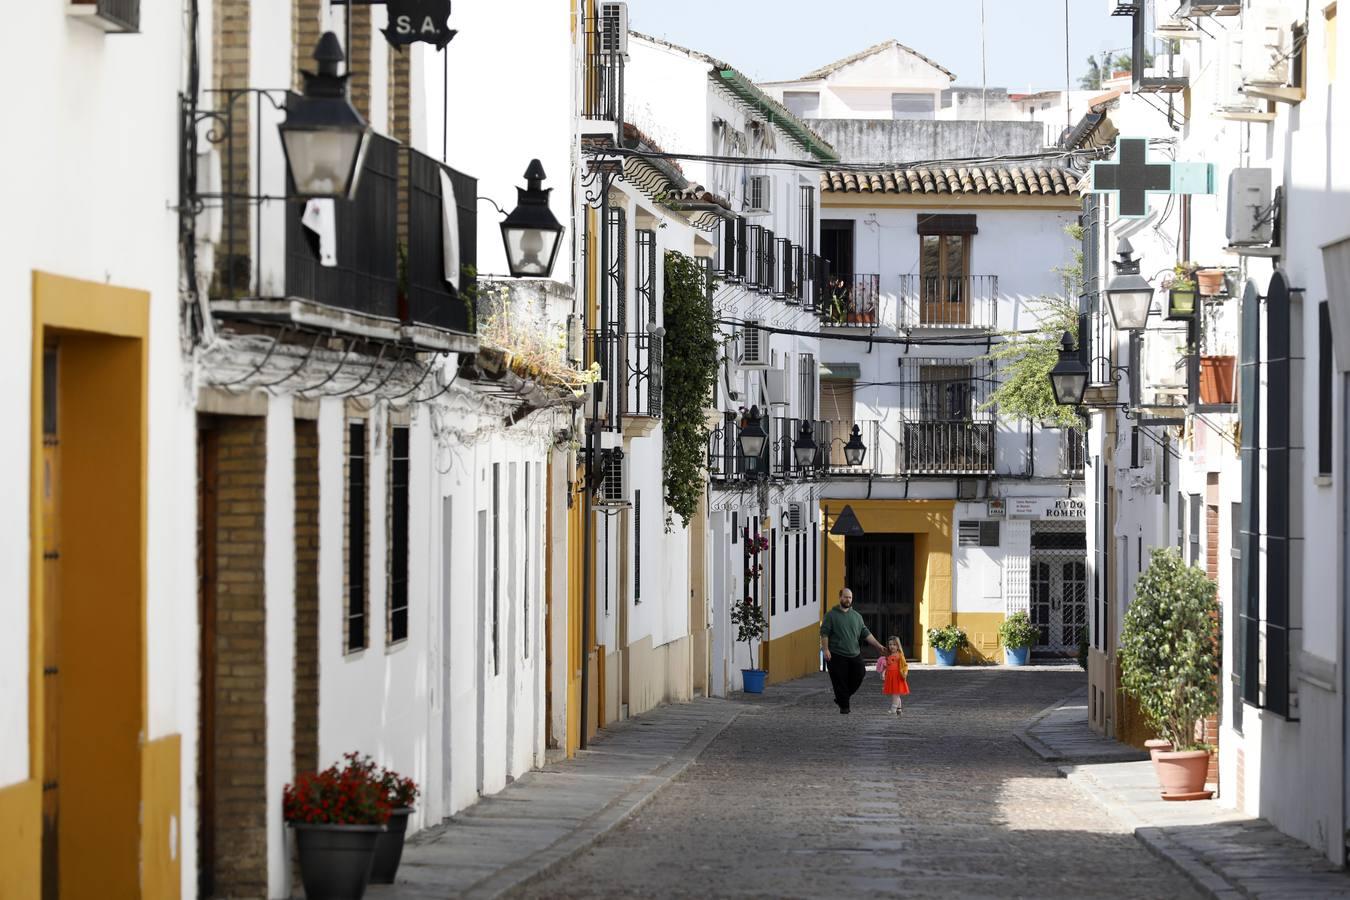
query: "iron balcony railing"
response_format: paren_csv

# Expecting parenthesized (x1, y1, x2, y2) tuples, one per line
(819, 274, 880, 327)
(586, 330, 663, 421)
(900, 422, 996, 474)
(898, 275, 998, 329)
(583, 11, 624, 122)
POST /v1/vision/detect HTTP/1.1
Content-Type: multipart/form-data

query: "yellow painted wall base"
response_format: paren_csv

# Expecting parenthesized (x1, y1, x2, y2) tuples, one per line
(950, 613, 1005, 664)
(762, 620, 823, 685)
(140, 735, 182, 899)
(0, 779, 41, 899)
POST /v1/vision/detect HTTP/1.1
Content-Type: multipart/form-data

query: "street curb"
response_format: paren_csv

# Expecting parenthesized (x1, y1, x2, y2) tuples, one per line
(1057, 765, 1243, 900)
(461, 703, 745, 899)
(1012, 693, 1077, 762)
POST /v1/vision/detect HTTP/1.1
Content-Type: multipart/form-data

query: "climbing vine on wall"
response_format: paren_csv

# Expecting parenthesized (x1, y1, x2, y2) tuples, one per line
(981, 223, 1084, 431)
(661, 251, 719, 531)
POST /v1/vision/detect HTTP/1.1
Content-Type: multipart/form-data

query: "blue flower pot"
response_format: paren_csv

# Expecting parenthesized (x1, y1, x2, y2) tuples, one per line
(935, 647, 957, 667)
(741, 669, 767, 693)
(1005, 646, 1030, 667)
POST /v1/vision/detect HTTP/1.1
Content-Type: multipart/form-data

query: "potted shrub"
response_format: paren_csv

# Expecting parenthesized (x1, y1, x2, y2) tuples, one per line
(1167, 264, 1197, 320)
(997, 611, 1038, 667)
(284, 752, 391, 900)
(1119, 548, 1220, 801)
(927, 624, 967, 666)
(731, 596, 769, 692)
(369, 767, 421, 885)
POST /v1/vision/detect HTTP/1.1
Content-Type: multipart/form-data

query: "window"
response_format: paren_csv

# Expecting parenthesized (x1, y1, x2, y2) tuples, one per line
(799, 186, 816, 257)
(1319, 301, 1333, 477)
(799, 352, 817, 420)
(388, 425, 410, 643)
(1188, 494, 1202, 567)
(919, 365, 973, 420)
(634, 489, 642, 604)
(770, 528, 777, 614)
(919, 232, 971, 322)
(891, 92, 936, 119)
(606, 206, 627, 328)
(747, 175, 771, 213)
(346, 421, 368, 652)
(492, 463, 501, 675)
(820, 220, 854, 280)
(783, 90, 821, 118)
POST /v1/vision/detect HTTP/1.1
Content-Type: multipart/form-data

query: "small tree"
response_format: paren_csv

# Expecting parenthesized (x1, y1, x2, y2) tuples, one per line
(731, 597, 768, 671)
(1119, 548, 1220, 751)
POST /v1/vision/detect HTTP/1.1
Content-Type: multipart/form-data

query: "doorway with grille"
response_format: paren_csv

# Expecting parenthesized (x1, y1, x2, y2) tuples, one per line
(1029, 522, 1088, 654)
(844, 534, 915, 659)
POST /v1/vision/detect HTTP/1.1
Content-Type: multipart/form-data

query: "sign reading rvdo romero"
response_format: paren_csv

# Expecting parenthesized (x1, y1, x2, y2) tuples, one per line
(383, 0, 456, 48)
(1007, 497, 1086, 520)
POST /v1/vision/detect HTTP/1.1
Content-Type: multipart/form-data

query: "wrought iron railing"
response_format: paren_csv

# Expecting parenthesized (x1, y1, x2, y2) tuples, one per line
(587, 330, 663, 420)
(583, 12, 624, 122)
(708, 416, 881, 481)
(898, 275, 998, 329)
(820, 419, 879, 474)
(900, 422, 995, 474)
(819, 274, 880, 327)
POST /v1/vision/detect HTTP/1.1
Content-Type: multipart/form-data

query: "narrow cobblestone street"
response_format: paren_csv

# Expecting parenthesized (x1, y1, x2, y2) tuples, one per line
(511, 668, 1204, 899)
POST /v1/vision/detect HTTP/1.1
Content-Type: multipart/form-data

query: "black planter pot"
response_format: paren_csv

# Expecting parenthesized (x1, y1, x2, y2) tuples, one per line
(369, 807, 414, 884)
(293, 822, 385, 900)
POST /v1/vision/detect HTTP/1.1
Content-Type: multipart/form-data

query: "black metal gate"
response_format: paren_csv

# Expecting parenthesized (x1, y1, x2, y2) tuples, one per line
(844, 534, 915, 658)
(1030, 524, 1088, 653)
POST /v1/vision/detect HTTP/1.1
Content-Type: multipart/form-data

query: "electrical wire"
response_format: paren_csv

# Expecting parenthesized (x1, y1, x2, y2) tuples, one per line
(586, 145, 1103, 176)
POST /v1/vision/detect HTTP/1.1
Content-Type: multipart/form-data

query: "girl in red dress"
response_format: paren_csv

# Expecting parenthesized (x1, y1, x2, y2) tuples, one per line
(875, 636, 911, 717)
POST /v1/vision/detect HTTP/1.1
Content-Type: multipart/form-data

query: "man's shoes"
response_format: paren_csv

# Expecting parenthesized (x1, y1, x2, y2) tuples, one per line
(840, 706, 850, 714)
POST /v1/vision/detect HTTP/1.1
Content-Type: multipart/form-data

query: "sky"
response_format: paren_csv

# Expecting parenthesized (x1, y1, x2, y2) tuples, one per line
(623, 0, 1134, 92)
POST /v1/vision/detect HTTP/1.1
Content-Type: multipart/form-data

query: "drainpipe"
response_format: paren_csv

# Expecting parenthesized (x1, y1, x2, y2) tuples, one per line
(580, 417, 593, 750)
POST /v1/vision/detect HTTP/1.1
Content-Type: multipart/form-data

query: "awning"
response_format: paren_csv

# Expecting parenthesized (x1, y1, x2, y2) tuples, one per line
(820, 362, 861, 380)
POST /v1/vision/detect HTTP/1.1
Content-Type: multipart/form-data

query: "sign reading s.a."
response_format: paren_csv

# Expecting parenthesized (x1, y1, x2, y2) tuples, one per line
(383, 0, 456, 49)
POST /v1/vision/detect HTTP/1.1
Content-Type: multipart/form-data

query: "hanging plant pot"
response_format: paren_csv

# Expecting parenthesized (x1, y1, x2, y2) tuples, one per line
(1199, 356, 1236, 404)
(1167, 288, 1197, 320)
(1196, 269, 1227, 296)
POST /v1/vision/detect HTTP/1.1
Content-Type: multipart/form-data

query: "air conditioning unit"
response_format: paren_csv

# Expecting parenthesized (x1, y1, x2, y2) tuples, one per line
(599, 1, 629, 59)
(785, 501, 806, 533)
(739, 321, 769, 369)
(1226, 168, 1274, 246)
(1179, 1, 1242, 16)
(1241, 16, 1290, 87)
(595, 450, 630, 509)
(1214, 32, 1270, 117)
(745, 175, 771, 214)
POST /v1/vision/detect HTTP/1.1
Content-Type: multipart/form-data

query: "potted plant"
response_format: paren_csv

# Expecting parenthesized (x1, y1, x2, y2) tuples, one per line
(731, 596, 769, 692)
(1196, 267, 1227, 296)
(1167, 264, 1197, 320)
(1199, 355, 1236, 404)
(284, 752, 391, 900)
(927, 624, 967, 666)
(369, 766, 421, 885)
(1119, 548, 1220, 800)
(997, 611, 1038, 667)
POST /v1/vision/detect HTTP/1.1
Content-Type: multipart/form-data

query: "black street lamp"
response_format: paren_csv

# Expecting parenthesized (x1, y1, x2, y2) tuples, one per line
(1105, 237, 1154, 331)
(279, 32, 371, 200)
(842, 424, 867, 467)
(1049, 332, 1090, 406)
(793, 420, 818, 471)
(738, 406, 768, 462)
(500, 160, 565, 278)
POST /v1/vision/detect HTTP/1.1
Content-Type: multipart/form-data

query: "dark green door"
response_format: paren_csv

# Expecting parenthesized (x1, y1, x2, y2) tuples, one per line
(845, 534, 915, 658)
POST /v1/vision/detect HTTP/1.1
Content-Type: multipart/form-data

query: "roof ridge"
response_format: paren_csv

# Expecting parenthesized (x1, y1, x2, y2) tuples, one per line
(799, 39, 956, 82)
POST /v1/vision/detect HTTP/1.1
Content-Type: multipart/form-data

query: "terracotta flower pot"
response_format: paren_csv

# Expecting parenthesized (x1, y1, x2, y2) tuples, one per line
(1154, 749, 1213, 800)
(1197, 269, 1227, 296)
(1144, 739, 1172, 779)
(1199, 356, 1236, 404)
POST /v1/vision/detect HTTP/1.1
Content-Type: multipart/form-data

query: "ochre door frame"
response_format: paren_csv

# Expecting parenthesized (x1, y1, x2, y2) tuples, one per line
(19, 271, 180, 899)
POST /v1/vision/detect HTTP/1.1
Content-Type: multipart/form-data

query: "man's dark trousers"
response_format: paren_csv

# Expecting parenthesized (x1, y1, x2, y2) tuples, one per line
(826, 652, 866, 710)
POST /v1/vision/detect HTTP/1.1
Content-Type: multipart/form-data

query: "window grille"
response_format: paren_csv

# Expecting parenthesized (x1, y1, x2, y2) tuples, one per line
(346, 422, 368, 652)
(388, 425, 410, 643)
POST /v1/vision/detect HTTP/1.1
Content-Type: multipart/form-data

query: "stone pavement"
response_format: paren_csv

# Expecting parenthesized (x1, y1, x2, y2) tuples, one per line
(508, 666, 1203, 899)
(1024, 694, 1350, 898)
(370, 679, 820, 900)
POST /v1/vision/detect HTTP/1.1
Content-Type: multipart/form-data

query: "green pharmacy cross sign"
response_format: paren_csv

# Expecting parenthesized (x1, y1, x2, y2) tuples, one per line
(1091, 137, 1214, 219)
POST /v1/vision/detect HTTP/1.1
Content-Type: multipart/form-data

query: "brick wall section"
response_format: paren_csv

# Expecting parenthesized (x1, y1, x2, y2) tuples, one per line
(349, 4, 373, 120)
(389, 45, 412, 143)
(213, 0, 252, 293)
(210, 417, 268, 896)
(292, 0, 323, 92)
(294, 420, 320, 775)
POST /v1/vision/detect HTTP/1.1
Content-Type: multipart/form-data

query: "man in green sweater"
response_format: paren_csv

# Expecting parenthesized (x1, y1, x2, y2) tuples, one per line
(819, 587, 888, 713)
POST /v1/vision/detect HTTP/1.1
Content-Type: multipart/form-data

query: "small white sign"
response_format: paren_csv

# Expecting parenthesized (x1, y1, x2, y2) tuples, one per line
(1007, 497, 1086, 520)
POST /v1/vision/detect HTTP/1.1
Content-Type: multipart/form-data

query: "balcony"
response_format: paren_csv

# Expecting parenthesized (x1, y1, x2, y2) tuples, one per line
(708, 416, 879, 482)
(587, 330, 663, 435)
(900, 422, 995, 475)
(819, 274, 880, 327)
(583, 15, 624, 123)
(68, 0, 139, 32)
(898, 275, 997, 330)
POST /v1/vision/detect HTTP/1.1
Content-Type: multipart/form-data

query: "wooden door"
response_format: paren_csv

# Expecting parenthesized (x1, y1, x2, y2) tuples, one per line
(820, 379, 855, 468)
(40, 345, 60, 900)
(920, 234, 970, 325)
(844, 535, 915, 658)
